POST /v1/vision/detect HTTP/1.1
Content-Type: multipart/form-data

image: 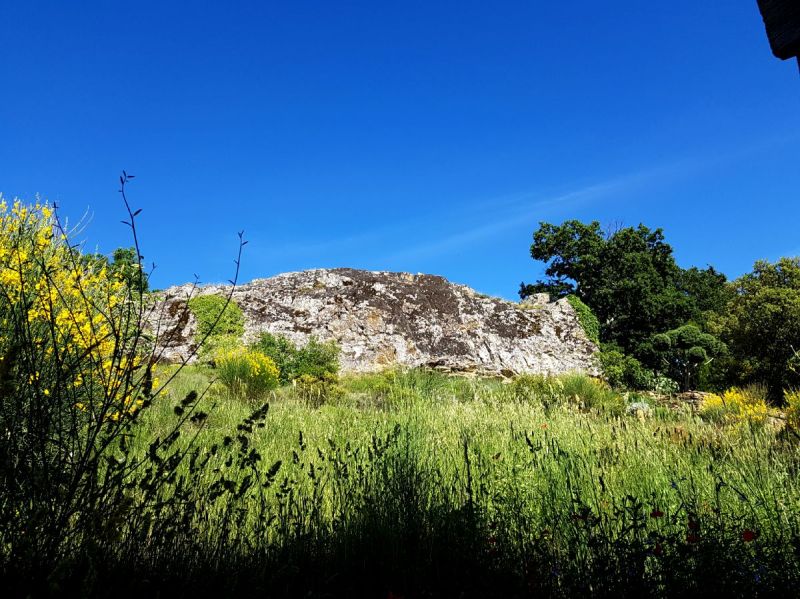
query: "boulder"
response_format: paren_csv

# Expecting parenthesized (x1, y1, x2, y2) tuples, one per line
(148, 268, 599, 377)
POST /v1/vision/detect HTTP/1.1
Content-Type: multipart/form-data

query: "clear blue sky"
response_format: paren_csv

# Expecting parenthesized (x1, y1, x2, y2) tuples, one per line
(2, 1, 798, 298)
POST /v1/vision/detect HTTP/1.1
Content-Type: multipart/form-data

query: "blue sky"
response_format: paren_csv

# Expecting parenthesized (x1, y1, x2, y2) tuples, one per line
(2, 1, 798, 298)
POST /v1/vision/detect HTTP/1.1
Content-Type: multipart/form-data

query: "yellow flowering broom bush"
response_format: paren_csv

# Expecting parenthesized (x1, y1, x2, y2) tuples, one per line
(215, 346, 280, 400)
(0, 177, 280, 595)
(700, 386, 769, 426)
(785, 388, 800, 430)
(0, 197, 146, 419)
(0, 190, 168, 572)
(0, 176, 251, 586)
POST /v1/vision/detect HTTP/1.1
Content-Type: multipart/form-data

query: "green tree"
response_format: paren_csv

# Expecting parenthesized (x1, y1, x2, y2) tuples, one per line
(520, 220, 725, 358)
(110, 246, 148, 293)
(722, 257, 800, 402)
(82, 246, 149, 293)
(641, 324, 725, 391)
(678, 266, 731, 316)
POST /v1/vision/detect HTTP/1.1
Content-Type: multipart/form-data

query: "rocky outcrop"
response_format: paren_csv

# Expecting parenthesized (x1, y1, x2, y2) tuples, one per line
(149, 268, 599, 377)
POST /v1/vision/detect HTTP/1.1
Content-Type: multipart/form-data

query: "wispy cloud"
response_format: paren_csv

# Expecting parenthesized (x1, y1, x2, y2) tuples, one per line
(254, 133, 800, 266)
(381, 133, 800, 263)
(262, 169, 659, 265)
(384, 166, 668, 262)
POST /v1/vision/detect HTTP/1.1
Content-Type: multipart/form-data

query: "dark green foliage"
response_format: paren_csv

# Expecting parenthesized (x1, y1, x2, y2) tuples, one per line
(188, 294, 245, 340)
(566, 294, 600, 344)
(640, 324, 725, 391)
(721, 257, 800, 402)
(678, 265, 732, 317)
(597, 344, 654, 390)
(251, 331, 340, 384)
(520, 220, 727, 358)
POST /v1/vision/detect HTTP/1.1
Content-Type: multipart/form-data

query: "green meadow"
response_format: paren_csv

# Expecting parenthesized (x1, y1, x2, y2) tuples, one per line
(116, 365, 800, 596)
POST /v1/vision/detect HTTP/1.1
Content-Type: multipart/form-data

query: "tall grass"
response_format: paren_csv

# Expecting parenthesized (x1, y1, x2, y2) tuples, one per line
(98, 366, 800, 597)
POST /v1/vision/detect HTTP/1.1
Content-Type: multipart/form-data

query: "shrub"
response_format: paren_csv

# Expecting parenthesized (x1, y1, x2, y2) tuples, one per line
(251, 331, 297, 383)
(293, 372, 344, 407)
(509, 374, 564, 409)
(188, 293, 244, 340)
(509, 373, 623, 414)
(0, 180, 284, 596)
(700, 385, 769, 426)
(293, 336, 340, 379)
(643, 324, 725, 391)
(0, 190, 173, 584)
(215, 347, 280, 400)
(560, 373, 624, 414)
(783, 388, 800, 430)
(567, 294, 600, 344)
(251, 332, 340, 383)
(597, 344, 652, 389)
(203, 332, 243, 362)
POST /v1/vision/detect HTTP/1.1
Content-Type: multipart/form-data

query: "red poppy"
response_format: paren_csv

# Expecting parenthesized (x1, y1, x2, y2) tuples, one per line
(650, 509, 664, 518)
(686, 532, 700, 544)
(742, 529, 758, 542)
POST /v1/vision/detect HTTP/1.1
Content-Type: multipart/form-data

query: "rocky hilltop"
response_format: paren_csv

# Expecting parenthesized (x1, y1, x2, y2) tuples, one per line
(151, 268, 599, 376)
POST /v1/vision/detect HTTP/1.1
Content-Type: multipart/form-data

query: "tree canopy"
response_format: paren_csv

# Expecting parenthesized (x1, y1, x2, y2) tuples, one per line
(721, 257, 800, 401)
(83, 246, 149, 293)
(520, 220, 725, 358)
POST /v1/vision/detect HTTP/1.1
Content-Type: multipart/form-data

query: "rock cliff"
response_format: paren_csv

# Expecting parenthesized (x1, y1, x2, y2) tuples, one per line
(149, 268, 599, 377)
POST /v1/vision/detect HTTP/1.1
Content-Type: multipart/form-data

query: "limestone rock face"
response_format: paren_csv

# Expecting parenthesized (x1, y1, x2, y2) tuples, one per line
(150, 268, 599, 376)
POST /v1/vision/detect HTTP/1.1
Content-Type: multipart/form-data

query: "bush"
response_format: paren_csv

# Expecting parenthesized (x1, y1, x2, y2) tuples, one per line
(642, 324, 725, 391)
(509, 372, 623, 414)
(510, 374, 564, 409)
(250, 332, 297, 383)
(204, 331, 242, 355)
(251, 332, 340, 383)
(293, 372, 344, 408)
(295, 336, 341, 379)
(700, 385, 769, 426)
(560, 373, 624, 414)
(188, 293, 245, 340)
(597, 345, 652, 389)
(0, 193, 170, 584)
(784, 389, 800, 436)
(215, 347, 280, 400)
(0, 181, 288, 595)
